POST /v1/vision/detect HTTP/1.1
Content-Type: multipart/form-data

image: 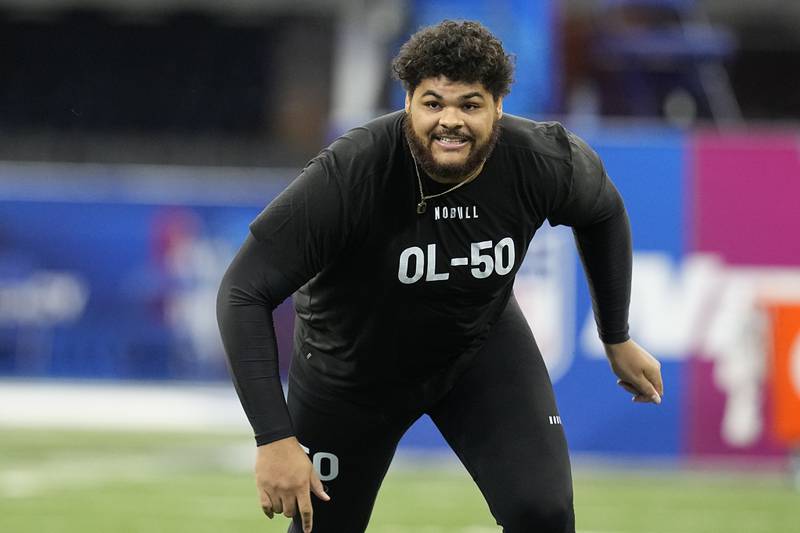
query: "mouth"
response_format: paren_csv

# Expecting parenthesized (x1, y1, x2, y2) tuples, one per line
(432, 133, 471, 151)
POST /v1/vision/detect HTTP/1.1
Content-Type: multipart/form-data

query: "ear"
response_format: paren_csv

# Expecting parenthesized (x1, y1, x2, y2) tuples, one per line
(495, 97, 503, 119)
(404, 91, 411, 113)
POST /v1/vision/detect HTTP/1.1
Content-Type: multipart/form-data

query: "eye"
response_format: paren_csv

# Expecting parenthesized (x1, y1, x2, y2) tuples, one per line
(424, 101, 441, 110)
(463, 103, 480, 111)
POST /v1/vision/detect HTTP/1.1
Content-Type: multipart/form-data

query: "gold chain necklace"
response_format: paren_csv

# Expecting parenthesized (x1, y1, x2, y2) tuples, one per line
(409, 148, 482, 215)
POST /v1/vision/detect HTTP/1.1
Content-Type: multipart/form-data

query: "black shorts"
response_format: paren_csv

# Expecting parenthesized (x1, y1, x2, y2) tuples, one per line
(286, 296, 575, 533)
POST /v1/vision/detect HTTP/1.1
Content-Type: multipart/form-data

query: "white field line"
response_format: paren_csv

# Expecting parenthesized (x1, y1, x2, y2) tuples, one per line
(1, 453, 172, 498)
(0, 380, 251, 432)
(0, 443, 251, 499)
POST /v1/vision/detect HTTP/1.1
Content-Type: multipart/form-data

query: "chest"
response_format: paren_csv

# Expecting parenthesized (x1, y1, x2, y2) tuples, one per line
(362, 167, 544, 299)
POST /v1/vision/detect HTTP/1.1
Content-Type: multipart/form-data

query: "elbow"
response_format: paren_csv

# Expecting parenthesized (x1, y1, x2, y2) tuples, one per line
(216, 257, 277, 316)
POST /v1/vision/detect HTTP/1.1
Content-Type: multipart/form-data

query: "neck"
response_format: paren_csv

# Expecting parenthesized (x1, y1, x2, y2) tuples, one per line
(428, 160, 487, 185)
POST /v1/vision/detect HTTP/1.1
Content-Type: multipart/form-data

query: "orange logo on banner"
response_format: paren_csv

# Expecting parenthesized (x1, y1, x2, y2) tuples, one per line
(768, 304, 800, 444)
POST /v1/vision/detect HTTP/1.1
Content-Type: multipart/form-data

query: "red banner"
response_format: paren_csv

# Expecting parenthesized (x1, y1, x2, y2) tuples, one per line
(768, 303, 800, 444)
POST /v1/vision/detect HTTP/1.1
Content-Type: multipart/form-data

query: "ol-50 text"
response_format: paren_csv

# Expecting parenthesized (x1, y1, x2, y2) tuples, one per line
(397, 238, 515, 284)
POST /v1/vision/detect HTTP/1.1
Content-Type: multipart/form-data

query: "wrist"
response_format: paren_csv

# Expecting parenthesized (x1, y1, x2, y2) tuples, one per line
(257, 435, 298, 452)
(603, 338, 633, 357)
(255, 428, 296, 447)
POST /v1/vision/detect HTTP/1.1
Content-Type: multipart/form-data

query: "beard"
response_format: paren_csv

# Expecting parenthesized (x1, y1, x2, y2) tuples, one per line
(404, 113, 501, 182)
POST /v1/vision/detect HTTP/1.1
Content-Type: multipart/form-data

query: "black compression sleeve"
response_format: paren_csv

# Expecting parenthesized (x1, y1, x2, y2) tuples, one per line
(548, 131, 632, 344)
(573, 207, 632, 344)
(216, 234, 295, 446)
(218, 154, 350, 446)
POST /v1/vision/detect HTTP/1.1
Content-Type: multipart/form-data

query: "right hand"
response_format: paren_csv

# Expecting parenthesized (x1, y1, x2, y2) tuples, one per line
(603, 339, 664, 404)
(255, 436, 330, 532)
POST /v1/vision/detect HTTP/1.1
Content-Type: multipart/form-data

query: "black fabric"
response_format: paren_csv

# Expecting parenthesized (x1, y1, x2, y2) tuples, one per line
(216, 110, 632, 445)
(284, 371, 416, 533)
(216, 236, 294, 444)
(429, 297, 574, 532)
(573, 208, 632, 343)
(286, 297, 574, 533)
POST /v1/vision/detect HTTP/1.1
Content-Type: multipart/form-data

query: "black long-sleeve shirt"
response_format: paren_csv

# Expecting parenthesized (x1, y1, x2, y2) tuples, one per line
(217, 111, 632, 445)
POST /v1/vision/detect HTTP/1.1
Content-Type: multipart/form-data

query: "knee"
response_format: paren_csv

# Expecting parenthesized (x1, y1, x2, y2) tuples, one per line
(497, 490, 574, 533)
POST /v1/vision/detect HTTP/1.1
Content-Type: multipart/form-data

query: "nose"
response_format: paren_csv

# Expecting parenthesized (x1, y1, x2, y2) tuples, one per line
(439, 107, 464, 130)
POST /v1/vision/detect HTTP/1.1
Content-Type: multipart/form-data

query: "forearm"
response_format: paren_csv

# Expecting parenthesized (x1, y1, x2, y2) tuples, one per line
(573, 206, 632, 344)
(216, 236, 294, 446)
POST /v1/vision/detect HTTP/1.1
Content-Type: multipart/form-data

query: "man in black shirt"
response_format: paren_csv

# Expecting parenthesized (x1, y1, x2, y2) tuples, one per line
(217, 20, 663, 533)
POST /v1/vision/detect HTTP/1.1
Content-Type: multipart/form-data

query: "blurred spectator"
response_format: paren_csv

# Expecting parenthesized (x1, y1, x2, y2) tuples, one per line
(564, 0, 800, 125)
(577, 0, 739, 125)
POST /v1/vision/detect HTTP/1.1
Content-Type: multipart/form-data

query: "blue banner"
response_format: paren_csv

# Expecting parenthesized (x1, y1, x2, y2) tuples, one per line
(0, 164, 293, 381)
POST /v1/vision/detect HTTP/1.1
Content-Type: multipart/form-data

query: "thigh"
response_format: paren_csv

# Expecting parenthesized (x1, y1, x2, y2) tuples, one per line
(428, 297, 575, 533)
(285, 375, 415, 533)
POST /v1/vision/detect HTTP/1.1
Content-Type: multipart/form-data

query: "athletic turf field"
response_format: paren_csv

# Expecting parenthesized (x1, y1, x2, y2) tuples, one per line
(1, 429, 797, 533)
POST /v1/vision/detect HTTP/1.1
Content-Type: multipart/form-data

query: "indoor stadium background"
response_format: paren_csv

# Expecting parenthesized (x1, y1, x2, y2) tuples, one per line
(1, 1, 799, 532)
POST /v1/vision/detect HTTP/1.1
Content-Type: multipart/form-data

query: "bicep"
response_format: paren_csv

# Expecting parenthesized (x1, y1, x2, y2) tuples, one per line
(248, 158, 349, 293)
(548, 134, 624, 228)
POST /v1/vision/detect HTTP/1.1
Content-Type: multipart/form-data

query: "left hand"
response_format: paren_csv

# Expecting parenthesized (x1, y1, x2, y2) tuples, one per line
(603, 339, 664, 404)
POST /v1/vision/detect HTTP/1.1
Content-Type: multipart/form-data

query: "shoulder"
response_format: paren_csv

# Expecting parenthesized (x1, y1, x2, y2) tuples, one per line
(497, 114, 571, 161)
(312, 111, 404, 186)
(498, 115, 601, 166)
(498, 114, 603, 176)
(565, 128, 605, 178)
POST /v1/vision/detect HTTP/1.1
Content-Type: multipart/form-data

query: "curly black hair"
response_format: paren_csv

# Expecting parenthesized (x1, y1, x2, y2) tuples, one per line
(391, 20, 514, 99)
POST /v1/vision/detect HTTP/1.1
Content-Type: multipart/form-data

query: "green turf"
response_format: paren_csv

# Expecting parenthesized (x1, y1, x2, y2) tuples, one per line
(1, 428, 797, 532)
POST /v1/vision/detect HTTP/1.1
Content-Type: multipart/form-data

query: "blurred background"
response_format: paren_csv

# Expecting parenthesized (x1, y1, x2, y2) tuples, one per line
(1, 0, 799, 532)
